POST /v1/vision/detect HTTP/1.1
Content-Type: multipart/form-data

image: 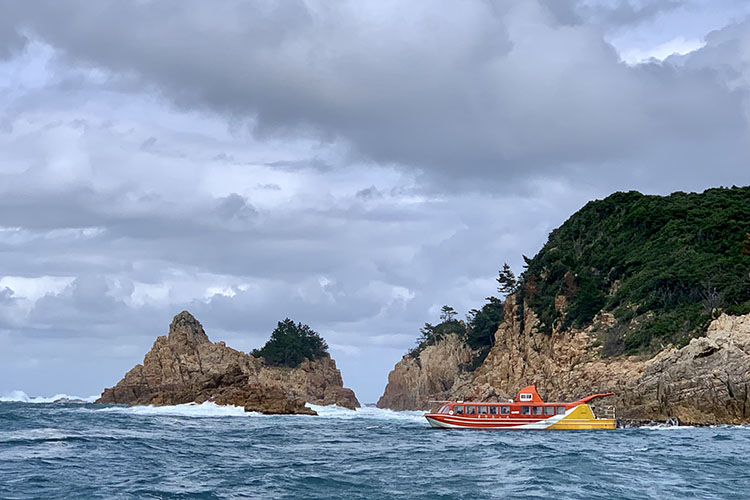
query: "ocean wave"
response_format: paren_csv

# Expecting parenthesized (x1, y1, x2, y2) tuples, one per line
(639, 424, 697, 430)
(95, 402, 425, 421)
(95, 401, 251, 417)
(0, 390, 98, 403)
(307, 404, 425, 422)
(0, 427, 73, 444)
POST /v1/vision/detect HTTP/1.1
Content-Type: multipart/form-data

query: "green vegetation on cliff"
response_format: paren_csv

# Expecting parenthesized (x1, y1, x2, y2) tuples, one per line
(408, 298, 504, 370)
(519, 186, 750, 353)
(405, 186, 750, 364)
(253, 318, 329, 367)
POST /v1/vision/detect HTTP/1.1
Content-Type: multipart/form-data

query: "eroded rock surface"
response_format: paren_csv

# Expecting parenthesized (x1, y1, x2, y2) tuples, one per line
(97, 311, 359, 414)
(376, 333, 474, 411)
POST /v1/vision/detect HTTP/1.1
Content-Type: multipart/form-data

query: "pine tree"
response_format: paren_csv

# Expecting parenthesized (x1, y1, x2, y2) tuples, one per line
(440, 305, 457, 322)
(496, 263, 519, 295)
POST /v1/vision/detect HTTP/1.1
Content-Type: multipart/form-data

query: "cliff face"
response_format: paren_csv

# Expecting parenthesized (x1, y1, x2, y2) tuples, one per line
(378, 298, 750, 425)
(97, 311, 360, 413)
(376, 333, 473, 411)
(630, 313, 750, 424)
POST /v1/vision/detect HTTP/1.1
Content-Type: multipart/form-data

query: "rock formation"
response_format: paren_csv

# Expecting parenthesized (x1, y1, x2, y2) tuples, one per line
(376, 333, 473, 410)
(378, 296, 750, 425)
(97, 311, 360, 414)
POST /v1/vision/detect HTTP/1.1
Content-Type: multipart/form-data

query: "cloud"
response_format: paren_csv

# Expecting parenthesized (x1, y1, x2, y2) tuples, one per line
(573, 0, 684, 28)
(1, 0, 745, 191)
(0, 1, 749, 401)
(0, 12, 27, 59)
(620, 36, 706, 63)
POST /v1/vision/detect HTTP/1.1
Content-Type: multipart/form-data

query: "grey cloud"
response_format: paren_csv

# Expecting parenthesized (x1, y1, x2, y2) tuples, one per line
(0, 12, 27, 59)
(355, 186, 383, 200)
(215, 193, 257, 223)
(574, 0, 683, 28)
(28, 276, 132, 331)
(3, 0, 746, 190)
(2, 1, 750, 402)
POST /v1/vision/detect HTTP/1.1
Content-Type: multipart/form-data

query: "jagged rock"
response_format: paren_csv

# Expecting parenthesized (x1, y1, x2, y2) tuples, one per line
(378, 297, 750, 425)
(97, 311, 359, 414)
(376, 333, 474, 410)
(627, 313, 750, 424)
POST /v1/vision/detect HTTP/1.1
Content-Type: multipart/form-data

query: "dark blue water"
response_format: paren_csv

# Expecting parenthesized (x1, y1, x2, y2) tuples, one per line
(1, 401, 748, 499)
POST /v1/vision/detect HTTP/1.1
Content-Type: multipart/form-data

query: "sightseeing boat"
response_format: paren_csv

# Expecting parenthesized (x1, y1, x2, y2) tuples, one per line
(424, 385, 616, 430)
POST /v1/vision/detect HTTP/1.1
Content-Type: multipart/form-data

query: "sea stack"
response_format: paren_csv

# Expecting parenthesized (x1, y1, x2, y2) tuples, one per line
(97, 311, 360, 414)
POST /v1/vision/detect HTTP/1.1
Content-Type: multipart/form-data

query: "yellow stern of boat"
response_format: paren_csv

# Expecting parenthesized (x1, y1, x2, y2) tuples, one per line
(547, 404, 616, 430)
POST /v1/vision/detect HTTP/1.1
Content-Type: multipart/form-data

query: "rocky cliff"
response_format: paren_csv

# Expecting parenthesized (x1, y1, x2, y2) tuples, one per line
(378, 297, 750, 425)
(379, 188, 750, 423)
(97, 311, 360, 414)
(376, 333, 474, 410)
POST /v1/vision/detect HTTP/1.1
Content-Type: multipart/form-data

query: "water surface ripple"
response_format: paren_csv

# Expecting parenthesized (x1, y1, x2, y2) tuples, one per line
(1, 402, 748, 499)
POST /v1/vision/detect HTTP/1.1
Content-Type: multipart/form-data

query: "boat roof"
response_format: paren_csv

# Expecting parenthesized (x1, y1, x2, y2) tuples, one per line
(437, 385, 614, 406)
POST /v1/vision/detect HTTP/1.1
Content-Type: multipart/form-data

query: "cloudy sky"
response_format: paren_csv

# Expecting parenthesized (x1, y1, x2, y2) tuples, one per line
(1, 0, 749, 403)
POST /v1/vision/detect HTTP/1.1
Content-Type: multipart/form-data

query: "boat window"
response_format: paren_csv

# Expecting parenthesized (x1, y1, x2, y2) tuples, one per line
(533, 406, 543, 415)
(521, 406, 530, 415)
(500, 406, 510, 415)
(466, 406, 476, 415)
(454, 405, 464, 414)
(488, 406, 498, 415)
(519, 393, 532, 401)
(439, 405, 450, 413)
(478, 406, 487, 415)
(556, 406, 566, 415)
(544, 406, 555, 415)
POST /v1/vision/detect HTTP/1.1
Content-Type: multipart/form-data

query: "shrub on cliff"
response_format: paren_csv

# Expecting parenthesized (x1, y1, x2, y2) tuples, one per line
(407, 298, 505, 367)
(408, 312, 467, 359)
(464, 296, 505, 370)
(253, 319, 329, 367)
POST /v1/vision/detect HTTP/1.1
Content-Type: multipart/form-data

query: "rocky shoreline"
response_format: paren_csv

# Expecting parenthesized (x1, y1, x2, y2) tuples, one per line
(97, 311, 359, 414)
(378, 297, 750, 426)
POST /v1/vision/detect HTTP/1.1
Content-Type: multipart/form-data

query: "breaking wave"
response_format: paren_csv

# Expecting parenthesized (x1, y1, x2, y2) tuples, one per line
(93, 402, 425, 421)
(640, 424, 697, 430)
(95, 401, 251, 417)
(307, 403, 425, 423)
(0, 390, 98, 404)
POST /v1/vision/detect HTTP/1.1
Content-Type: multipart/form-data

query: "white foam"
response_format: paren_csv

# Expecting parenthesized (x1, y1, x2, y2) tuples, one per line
(307, 404, 425, 423)
(0, 427, 72, 443)
(96, 401, 251, 417)
(0, 390, 98, 403)
(640, 424, 696, 430)
(94, 402, 424, 421)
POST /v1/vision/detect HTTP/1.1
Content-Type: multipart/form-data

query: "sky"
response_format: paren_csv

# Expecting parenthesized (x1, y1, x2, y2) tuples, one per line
(1, 0, 749, 403)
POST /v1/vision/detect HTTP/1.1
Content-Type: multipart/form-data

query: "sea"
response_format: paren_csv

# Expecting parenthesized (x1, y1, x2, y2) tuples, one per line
(1, 393, 749, 499)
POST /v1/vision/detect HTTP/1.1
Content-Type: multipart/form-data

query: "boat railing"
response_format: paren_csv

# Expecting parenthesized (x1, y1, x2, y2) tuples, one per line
(591, 404, 616, 420)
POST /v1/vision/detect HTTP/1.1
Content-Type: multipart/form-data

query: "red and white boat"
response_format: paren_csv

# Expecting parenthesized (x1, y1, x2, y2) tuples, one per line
(424, 385, 616, 430)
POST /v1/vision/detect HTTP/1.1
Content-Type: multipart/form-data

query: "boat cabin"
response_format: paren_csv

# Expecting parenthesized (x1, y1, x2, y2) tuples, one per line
(434, 385, 569, 418)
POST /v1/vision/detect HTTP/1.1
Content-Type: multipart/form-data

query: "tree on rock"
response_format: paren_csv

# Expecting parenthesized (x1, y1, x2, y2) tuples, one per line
(253, 319, 329, 367)
(497, 263, 519, 295)
(440, 305, 457, 322)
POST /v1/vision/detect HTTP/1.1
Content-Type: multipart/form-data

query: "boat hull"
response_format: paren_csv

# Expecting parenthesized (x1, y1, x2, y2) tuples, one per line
(425, 404, 615, 430)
